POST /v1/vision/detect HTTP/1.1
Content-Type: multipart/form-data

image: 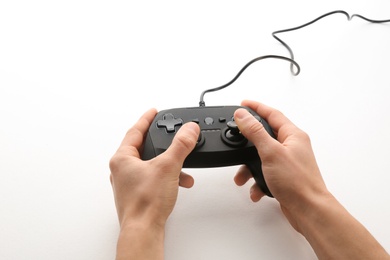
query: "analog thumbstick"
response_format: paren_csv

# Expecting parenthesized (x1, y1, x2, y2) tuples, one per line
(227, 120, 240, 135)
(221, 119, 248, 147)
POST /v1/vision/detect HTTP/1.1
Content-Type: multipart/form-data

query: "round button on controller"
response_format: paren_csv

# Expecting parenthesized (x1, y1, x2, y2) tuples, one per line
(204, 117, 214, 125)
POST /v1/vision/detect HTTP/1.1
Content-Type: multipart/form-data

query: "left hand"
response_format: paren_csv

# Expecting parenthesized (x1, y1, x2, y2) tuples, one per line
(109, 108, 200, 229)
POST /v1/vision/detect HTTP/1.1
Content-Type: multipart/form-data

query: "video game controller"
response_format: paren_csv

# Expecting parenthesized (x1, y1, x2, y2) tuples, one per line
(141, 106, 275, 197)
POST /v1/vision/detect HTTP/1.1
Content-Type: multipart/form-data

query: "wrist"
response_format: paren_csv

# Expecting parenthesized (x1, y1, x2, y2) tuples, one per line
(282, 181, 333, 228)
(288, 189, 389, 259)
(119, 207, 167, 237)
(116, 218, 166, 260)
(117, 199, 169, 230)
(290, 189, 337, 236)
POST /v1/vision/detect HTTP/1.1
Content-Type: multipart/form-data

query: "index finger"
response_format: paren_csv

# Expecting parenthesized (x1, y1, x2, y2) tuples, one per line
(241, 100, 298, 143)
(118, 108, 157, 157)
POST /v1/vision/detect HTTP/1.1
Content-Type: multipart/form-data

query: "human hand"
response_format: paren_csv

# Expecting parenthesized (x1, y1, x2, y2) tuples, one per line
(233, 100, 390, 259)
(233, 100, 329, 230)
(109, 108, 200, 229)
(109, 108, 200, 259)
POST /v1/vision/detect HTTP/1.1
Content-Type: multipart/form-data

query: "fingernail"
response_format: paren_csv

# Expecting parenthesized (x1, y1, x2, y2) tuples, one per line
(185, 122, 200, 133)
(234, 108, 249, 120)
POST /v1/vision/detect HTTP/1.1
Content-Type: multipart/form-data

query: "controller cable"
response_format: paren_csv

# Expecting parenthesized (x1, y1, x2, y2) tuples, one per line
(198, 10, 390, 107)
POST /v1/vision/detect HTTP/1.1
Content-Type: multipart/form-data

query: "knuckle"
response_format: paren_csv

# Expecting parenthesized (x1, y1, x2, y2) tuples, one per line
(273, 109, 284, 117)
(245, 120, 266, 136)
(297, 129, 311, 142)
(109, 153, 126, 173)
(126, 126, 142, 140)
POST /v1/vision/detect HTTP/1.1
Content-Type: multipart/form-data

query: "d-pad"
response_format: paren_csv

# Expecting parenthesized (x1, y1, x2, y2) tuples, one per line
(157, 113, 183, 133)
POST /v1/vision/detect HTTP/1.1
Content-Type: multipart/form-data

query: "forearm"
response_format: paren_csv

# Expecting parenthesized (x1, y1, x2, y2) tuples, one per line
(116, 221, 165, 260)
(294, 192, 389, 260)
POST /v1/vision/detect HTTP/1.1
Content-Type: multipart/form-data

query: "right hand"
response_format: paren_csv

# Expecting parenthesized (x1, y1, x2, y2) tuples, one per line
(233, 100, 330, 232)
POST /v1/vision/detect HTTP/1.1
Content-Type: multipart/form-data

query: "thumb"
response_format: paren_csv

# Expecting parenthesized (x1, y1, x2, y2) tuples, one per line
(234, 108, 277, 155)
(163, 122, 200, 164)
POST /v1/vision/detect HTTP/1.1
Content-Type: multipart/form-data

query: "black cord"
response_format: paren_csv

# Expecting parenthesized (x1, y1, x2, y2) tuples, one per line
(351, 13, 390, 23)
(272, 10, 350, 75)
(199, 10, 390, 107)
(198, 55, 300, 107)
(272, 10, 390, 74)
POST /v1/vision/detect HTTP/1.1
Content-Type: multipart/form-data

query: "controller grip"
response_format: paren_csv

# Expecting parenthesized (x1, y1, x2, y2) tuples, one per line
(246, 160, 273, 197)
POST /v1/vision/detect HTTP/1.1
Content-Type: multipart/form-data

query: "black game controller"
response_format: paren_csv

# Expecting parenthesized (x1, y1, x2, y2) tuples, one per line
(141, 106, 275, 197)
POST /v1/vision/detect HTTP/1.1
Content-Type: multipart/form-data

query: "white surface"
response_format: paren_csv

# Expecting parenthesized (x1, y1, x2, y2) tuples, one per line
(1, 1, 389, 259)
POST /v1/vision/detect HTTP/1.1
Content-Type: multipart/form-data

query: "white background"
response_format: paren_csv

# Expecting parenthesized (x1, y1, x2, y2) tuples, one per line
(1, 1, 389, 259)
